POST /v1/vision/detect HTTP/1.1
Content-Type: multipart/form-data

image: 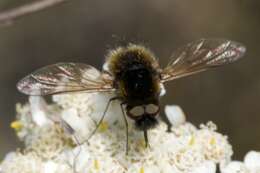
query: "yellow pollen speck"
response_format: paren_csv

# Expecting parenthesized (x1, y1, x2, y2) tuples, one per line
(189, 135, 195, 146)
(210, 137, 216, 145)
(10, 121, 23, 131)
(94, 159, 100, 170)
(98, 121, 108, 132)
(139, 167, 145, 173)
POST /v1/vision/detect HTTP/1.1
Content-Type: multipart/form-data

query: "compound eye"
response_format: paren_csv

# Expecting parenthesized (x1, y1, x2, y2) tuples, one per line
(145, 104, 159, 114)
(129, 106, 145, 117)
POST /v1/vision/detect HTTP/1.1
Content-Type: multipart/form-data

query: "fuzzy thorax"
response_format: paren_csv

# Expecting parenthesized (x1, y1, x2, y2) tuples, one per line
(105, 44, 159, 77)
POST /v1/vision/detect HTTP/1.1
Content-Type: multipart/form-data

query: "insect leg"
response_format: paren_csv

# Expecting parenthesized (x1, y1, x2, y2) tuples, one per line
(71, 134, 82, 173)
(59, 119, 81, 173)
(84, 96, 120, 143)
(120, 102, 129, 155)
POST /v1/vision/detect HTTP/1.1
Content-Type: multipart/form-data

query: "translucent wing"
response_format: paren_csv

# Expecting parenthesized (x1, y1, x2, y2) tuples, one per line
(17, 63, 115, 95)
(161, 39, 246, 82)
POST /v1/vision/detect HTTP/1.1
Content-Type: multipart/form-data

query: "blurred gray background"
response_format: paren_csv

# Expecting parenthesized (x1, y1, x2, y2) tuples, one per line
(0, 0, 259, 160)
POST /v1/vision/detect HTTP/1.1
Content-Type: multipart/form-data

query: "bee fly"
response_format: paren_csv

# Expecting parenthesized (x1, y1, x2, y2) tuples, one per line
(17, 39, 246, 152)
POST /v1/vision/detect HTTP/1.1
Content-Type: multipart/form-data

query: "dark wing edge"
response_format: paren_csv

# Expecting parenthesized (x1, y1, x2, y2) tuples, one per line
(161, 39, 246, 82)
(17, 62, 115, 96)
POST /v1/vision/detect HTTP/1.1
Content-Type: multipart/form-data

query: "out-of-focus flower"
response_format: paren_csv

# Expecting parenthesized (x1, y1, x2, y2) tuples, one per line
(0, 93, 259, 173)
(222, 151, 260, 173)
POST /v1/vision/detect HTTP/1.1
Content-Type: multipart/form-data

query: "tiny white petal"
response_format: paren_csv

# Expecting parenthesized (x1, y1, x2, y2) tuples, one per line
(102, 62, 109, 71)
(160, 83, 166, 96)
(221, 161, 250, 173)
(137, 165, 160, 173)
(61, 108, 93, 142)
(90, 93, 123, 124)
(32, 111, 48, 127)
(2, 152, 16, 162)
(29, 96, 51, 126)
(165, 105, 186, 127)
(244, 151, 260, 171)
(192, 161, 216, 173)
(44, 161, 57, 173)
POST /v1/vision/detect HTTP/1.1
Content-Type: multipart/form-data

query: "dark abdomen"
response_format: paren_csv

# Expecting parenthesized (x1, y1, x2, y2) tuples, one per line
(119, 64, 159, 104)
(108, 47, 161, 104)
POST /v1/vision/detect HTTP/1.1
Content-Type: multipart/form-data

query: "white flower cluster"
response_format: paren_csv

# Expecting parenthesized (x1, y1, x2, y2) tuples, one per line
(0, 92, 259, 173)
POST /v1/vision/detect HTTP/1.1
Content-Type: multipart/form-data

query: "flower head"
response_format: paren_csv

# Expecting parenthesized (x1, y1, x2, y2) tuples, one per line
(1, 92, 259, 173)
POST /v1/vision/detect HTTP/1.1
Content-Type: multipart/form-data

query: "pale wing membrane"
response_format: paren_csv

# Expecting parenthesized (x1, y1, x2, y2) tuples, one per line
(17, 63, 115, 95)
(161, 39, 246, 82)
